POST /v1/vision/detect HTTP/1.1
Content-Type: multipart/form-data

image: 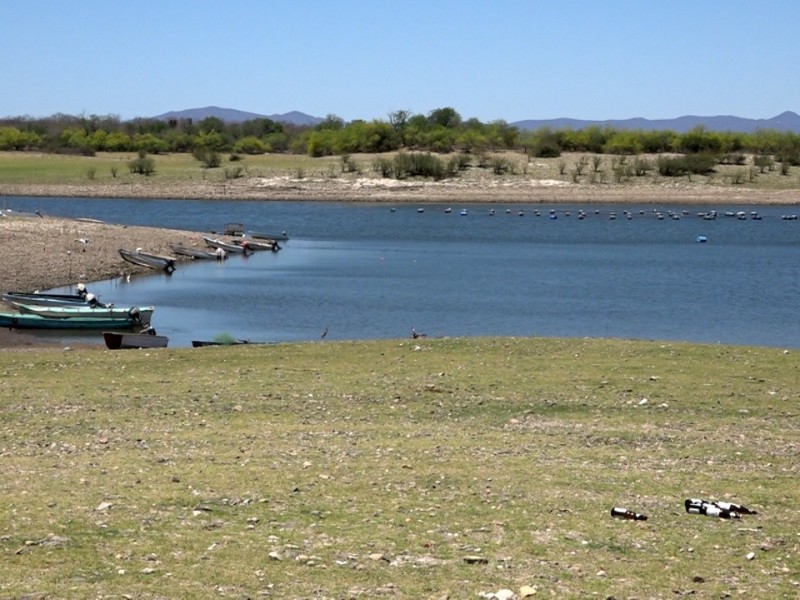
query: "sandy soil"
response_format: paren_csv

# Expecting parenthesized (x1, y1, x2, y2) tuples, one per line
(2, 170, 800, 204)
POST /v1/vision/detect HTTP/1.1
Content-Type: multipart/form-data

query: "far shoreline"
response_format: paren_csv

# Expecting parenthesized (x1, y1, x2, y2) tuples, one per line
(2, 179, 799, 206)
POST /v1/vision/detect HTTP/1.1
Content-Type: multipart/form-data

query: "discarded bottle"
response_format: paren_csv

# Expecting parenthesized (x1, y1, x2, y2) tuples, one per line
(714, 501, 757, 515)
(684, 498, 742, 519)
(611, 507, 648, 521)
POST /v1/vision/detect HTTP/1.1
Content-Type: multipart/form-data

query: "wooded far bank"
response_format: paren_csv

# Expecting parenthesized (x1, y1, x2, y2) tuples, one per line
(3, 108, 800, 165)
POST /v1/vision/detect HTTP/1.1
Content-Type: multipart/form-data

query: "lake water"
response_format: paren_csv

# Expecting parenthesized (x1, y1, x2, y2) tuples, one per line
(4, 196, 799, 349)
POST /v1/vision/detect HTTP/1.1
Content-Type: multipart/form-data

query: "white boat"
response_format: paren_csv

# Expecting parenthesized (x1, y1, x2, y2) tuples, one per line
(203, 236, 251, 254)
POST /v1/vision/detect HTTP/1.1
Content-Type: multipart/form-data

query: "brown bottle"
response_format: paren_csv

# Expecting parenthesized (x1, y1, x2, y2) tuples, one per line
(611, 507, 648, 521)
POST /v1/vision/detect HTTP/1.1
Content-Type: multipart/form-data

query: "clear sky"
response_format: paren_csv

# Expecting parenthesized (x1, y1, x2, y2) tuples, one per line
(2, 0, 798, 123)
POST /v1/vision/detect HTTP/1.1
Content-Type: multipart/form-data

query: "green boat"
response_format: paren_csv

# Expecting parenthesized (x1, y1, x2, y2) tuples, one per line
(12, 303, 154, 325)
(0, 310, 148, 330)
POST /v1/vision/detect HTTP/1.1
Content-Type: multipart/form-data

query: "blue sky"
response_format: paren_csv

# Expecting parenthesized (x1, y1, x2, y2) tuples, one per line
(2, 0, 798, 122)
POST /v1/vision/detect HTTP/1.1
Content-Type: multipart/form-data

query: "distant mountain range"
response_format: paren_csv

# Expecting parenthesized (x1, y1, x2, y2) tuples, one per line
(152, 106, 323, 126)
(510, 111, 800, 133)
(152, 106, 800, 133)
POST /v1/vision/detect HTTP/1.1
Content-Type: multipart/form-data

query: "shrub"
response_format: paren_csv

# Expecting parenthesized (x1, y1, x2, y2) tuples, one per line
(128, 151, 155, 176)
(372, 157, 394, 178)
(657, 154, 716, 177)
(533, 142, 561, 158)
(341, 154, 358, 173)
(193, 148, 221, 169)
(392, 152, 447, 180)
(224, 166, 244, 179)
(719, 152, 746, 165)
(491, 157, 513, 175)
(633, 157, 653, 176)
(730, 170, 745, 184)
(753, 155, 774, 173)
(85, 167, 96, 180)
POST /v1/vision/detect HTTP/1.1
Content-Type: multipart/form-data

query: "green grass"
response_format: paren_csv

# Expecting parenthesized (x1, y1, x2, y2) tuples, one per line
(2, 150, 799, 192)
(0, 151, 346, 186)
(0, 337, 798, 598)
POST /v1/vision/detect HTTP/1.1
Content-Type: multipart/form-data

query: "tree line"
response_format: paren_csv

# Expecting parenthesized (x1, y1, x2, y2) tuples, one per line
(1, 108, 800, 165)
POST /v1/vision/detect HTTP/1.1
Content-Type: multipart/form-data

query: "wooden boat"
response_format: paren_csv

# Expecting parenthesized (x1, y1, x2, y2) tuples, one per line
(13, 303, 154, 325)
(169, 244, 222, 260)
(2, 290, 100, 307)
(103, 330, 169, 350)
(249, 231, 289, 242)
(119, 249, 176, 272)
(0, 310, 148, 330)
(203, 236, 251, 254)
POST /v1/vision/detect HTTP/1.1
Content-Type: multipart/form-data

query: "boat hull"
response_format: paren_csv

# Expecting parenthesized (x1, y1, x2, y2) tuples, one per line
(14, 303, 154, 325)
(203, 236, 249, 253)
(103, 331, 169, 349)
(192, 339, 270, 347)
(2, 291, 95, 307)
(119, 249, 176, 272)
(250, 231, 289, 241)
(0, 311, 146, 330)
(169, 245, 221, 260)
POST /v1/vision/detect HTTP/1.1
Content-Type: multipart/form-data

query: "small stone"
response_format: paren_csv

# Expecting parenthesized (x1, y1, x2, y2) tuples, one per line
(463, 555, 489, 564)
(519, 585, 538, 597)
(95, 501, 113, 512)
(692, 575, 705, 583)
(369, 553, 388, 562)
(746, 551, 756, 560)
(268, 551, 281, 561)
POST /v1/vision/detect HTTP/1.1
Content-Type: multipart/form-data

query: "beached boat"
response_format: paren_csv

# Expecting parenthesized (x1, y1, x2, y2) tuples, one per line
(249, 231, 289, 242)
(13, 303, 154, 325)
(231, 239, 280, 252)
(169, 244, 223, 260)
(103, 330, 169, 350)
(203, 236, 251, 254)
(1, 290, 100, 307)
(191, 339, 270, 347)
(0, 310, 148, 330)
(119, 249, 176, 272)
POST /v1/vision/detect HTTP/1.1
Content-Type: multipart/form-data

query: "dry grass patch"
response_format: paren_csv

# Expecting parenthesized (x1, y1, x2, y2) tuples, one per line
(0, 338, 798, 598)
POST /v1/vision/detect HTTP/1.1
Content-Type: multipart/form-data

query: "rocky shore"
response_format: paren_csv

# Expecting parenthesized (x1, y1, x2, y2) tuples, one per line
(0, 213, 205, 348)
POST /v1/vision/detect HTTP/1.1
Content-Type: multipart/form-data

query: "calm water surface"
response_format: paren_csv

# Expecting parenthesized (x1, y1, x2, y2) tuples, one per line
(5, 197, 799, 348)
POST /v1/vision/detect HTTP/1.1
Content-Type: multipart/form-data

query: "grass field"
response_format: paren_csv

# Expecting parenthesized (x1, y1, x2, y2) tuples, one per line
(1, 337, 797, 598)
(1, 150, 799, 192)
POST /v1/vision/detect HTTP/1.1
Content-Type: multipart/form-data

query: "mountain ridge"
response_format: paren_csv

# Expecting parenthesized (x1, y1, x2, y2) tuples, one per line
(510, 111, 800, 133)
(151, 106, 800, 133)
(152, 106, 323, 126)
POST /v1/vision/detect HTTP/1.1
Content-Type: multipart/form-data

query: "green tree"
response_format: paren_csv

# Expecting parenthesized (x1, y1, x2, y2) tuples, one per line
(233, 136, 268, 154)
(427, 107, 462, 129)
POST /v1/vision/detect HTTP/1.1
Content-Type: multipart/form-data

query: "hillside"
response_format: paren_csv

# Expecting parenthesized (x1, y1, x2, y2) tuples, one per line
(511, 111, 800, 133)
(152, 105, 322, 126)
